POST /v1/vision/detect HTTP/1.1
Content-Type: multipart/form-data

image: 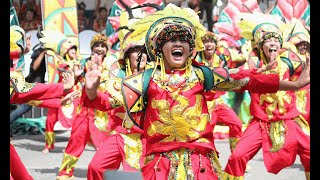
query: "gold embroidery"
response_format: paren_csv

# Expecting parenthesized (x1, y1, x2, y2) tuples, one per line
(229, 137, 240, 152)
(305, 171, 310, 180)
(45, 131, 55, 148)
(212, 77, 250, 91)
(147, 94, 210, 142)
(295, 89, 308, 115)
(293, 115, 310, 136)
(26, 100, 42, 107)
(144, 154, 154, 165)
(120, 133, 143, 170)
(207, 151, 223, 178)
(10, 70, 36, 93)
(259, 91, 291, 119)
(94, 110, 109, 132)
(269, 121, 287, 152)
(221, 172, 244, 180)
(59, 153, 79, 173)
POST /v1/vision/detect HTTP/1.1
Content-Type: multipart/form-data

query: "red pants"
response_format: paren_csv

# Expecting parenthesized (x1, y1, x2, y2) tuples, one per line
(10, 144, 34, 180)
(58, 110, 109, 177)
(224, 118, 310, 177)
(87, 133, 145, 180)
(45, 108, 59, 150)
(212, 104, 242, 138)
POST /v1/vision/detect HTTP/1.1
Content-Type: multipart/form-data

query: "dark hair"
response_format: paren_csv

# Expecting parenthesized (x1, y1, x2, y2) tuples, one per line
(26, 8, 36, 18)
(99, 7, 107, 13)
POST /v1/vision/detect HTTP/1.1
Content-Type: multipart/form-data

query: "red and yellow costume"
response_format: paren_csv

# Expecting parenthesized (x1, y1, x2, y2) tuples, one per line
(223, 12, 310, 179)
(86, 18, 150, 179)
(285, 18, 310, 124)
(84, 4, 284, 180)
(38, 30, 81, 151)
(196, 31, 244, 151)
(57, 34, 115, 179)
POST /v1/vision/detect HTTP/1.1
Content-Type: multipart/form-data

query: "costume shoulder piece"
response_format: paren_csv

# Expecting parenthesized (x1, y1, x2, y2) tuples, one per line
(120, 68, 154, 129)
(10, 70, 36, 97)
(211, 67, 249, 91)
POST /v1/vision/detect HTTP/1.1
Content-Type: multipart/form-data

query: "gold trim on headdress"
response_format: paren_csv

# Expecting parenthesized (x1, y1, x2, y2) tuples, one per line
(286, 18, 310, 45)
(39, 30, 76, 57)
(130, 3, 206, 62)
(90, 33, 109, 50)
(10, 25, 26, 53)
(238, 12, 286, 49)
(202, 31, 217, 43)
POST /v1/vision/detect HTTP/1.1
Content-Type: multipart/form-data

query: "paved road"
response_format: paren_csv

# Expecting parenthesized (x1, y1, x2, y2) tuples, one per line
(12, 130, 305, 180)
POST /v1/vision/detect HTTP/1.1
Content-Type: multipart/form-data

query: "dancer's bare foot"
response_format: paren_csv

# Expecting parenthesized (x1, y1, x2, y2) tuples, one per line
(42, 148, 50, 154)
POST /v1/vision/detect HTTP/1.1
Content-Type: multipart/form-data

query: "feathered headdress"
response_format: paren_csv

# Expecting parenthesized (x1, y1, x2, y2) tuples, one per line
(286, 18, 310, 45)
(130, 3, 206, 62)
(90, 33, 109, 50)
(202, 31, 218, 44)
(238, 12, 286, 49)
(39, 30, 76, 57)
(10, 25, 26, 57)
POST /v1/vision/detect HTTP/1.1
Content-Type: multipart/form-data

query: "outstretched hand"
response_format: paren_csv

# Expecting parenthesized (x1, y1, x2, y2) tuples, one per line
(62, 70, 75, 92)
(257, 60, 277, 73)
(73, 63, 84, 78)
(61, 90, 81, 106)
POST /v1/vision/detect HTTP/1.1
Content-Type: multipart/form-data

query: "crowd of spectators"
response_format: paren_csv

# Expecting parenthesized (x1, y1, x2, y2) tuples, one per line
(12, 0, 115, 34)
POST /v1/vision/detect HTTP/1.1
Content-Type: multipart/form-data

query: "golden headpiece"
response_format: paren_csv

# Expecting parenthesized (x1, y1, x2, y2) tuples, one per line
(10, 25, 26, 54)
(130, 3, 206, 62)
(286, 18, 310, 45)
(39, 30, 77, 57)
(202, 31, 218, 44)
(238, 12, 286, 49)
(90, 33, 109, 50)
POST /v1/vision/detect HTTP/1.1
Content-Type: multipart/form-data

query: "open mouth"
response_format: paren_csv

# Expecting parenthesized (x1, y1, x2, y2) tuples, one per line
(172, 49, 183, 58)
(269, 47, 277, 53)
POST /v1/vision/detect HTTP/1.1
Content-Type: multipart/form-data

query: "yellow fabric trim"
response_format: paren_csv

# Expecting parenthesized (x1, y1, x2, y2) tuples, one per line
(294, 115, 310, 136)
(120, 133, 143, 170)
(45, 131, 55, 147)
(305, 171, 310, 180)
(221, 171, 244, 180)
(229, 137, 240, 152)
(269, 120, 287, 152)
(59, 153, 79, 173)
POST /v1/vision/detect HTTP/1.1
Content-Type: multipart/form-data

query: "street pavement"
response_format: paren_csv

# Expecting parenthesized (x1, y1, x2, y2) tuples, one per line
(12, 130, 305, 180)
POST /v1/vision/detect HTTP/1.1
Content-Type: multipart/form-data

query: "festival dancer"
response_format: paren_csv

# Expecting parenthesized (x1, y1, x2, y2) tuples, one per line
(196, 31, 244, 152)
(10, 25, 77, 180)
(285, 18, 310, 125)
(56, 33, 115, 179)
(86, 28, 149, 179)
(37, 30, 82, 153)
(84, 4, 310, 180)
(223, 12, 310, 179)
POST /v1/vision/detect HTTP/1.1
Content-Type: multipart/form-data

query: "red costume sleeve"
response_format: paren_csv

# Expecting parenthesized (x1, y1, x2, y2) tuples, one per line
(230, 73, 280, 94)
(26, 98, 62, 109)
(82, 90, 113, 112)
(11, 83, 64, 104)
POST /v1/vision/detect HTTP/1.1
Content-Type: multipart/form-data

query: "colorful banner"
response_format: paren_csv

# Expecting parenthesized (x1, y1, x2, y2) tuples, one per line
(40, 0, 78, 83)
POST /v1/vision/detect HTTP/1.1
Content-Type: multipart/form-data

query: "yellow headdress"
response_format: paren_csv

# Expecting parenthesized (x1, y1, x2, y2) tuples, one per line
(10, 25, 26, 54)
(90, 33, 109, 50)
(130, 3, 206, 62)
(238, 12, 286, 49)
(286, 18, 310, 45)
(39, 30, 76, 57)
(202, 31, 218, 44)
(118, 4, 147, 61)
